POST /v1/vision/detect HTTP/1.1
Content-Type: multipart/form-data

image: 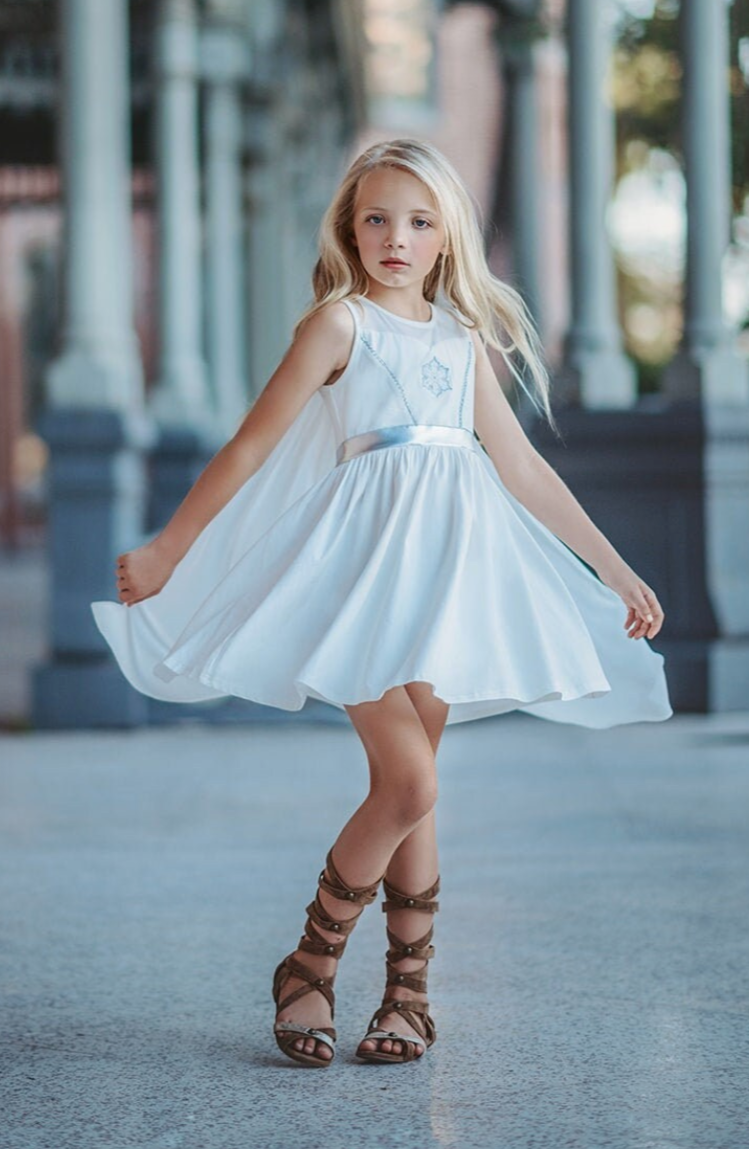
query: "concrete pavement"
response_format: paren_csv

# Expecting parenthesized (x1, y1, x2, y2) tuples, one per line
(1, 711, 748, 1149)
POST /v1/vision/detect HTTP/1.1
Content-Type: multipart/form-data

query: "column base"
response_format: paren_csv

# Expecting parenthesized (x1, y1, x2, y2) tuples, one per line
(653, 638, 749, 713)
(663, 347, 749, 405)
(147, 423, 221, 533)
(559, 347, 638, 408)
(31, 659, 148, 729)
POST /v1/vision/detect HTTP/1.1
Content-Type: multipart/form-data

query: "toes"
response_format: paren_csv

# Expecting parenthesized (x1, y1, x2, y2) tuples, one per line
(293, 1035, 331, 1059)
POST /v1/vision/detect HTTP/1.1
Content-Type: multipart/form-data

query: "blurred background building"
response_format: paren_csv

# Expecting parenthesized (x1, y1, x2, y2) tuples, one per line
(0, 0, 747, 728)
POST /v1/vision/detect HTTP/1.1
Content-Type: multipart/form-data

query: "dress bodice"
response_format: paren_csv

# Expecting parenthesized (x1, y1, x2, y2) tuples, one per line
(318, 295, 475, 443)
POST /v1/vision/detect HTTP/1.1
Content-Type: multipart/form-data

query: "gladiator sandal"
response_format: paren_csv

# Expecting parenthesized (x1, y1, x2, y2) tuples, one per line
(355, 874, 440, 1064)
(272, 847, 383, 1067)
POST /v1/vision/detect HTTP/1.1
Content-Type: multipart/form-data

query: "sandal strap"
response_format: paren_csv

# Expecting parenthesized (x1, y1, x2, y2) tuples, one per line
(363, 1028, 426, 1050)
(386, 925, 434, 962)
(381, 874, 440, 914)
(367, 999, 435, 1046)
(274, 953, 336, 1015)
(385, 969, 429, 994)
(361, 1029, 426, 1060)
(305, 893, 361, 938)
(299, 850, 384, 956)
(297, 920, 348, 959)
(274, 1022, 336, 1049)
(296, 894, 353, 958)
(384, 925, 434, 993)
(318, 848, 383, 906)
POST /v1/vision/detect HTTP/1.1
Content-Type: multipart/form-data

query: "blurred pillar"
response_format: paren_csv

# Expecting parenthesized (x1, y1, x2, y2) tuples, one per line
(562, 0, 636, 408)
(534, 0, 749, 714)
(149, 0, 211, 426)
(500, 11, 542, 330)
(47, 0, 143, 408)
(148, 0, 217, 534)
(32, 0, 152, 728)
(666, 0, 749, 709)
(203, 0, 249, 435)
(663, 0, 748, 405)
(245, 88, 290, 400)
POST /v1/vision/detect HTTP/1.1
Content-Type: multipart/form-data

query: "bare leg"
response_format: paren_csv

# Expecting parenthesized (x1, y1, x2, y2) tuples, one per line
(357, 681, 448, 1058)
(275, 682, 445, 1061)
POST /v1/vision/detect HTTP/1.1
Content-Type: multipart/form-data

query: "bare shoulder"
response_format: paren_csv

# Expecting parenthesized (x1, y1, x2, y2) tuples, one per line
(295, 300, 355, 369)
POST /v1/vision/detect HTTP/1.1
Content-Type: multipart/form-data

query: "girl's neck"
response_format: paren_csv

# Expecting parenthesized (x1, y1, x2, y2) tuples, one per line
(363, 286, 432, 324)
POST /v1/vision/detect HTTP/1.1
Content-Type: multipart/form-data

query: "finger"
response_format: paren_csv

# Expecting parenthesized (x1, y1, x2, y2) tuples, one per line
(628, 610, 650, 639)
(642, 593, 664, 638)
(646, 611, 664, 639)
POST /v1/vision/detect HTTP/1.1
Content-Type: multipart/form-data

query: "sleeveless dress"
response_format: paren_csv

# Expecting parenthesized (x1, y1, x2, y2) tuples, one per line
(90, 295, 672, 728)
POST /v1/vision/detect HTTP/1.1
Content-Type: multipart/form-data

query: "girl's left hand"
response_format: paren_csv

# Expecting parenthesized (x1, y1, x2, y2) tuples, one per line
(115, 536, 177, 607)
(598, 561, 665, 640)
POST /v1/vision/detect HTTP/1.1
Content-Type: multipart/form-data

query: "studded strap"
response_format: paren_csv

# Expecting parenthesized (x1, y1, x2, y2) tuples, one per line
(369, 873, 440, 1050)
(381, 874, 440, 914)
(296, 894, 355, 958)
(274, 850, 385, 1034)
(318, 848, 383, 906)
(273, 953, 336, 1016)
(384, 924, 435, 994)
(366, 997, 436, 1048)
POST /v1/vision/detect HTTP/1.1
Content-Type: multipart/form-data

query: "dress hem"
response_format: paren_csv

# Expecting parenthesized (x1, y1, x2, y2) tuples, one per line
(153, 656, 672, 727)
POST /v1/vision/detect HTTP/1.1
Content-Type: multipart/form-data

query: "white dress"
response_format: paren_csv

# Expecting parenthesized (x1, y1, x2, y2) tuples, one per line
(91, 295, 672, 728)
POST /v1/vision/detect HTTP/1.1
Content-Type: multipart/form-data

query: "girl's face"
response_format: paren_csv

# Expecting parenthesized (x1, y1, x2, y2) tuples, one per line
(351, 167, 447, 296)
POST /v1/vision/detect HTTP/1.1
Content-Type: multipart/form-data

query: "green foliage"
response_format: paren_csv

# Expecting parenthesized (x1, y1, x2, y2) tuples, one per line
(613, 0, 749, 201)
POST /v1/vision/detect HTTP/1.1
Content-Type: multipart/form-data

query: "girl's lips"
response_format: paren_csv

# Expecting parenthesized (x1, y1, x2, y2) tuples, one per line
(381, 260, 408, 267)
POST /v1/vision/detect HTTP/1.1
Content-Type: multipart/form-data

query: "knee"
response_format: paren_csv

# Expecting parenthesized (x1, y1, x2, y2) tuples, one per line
(373, 768, 438, 829)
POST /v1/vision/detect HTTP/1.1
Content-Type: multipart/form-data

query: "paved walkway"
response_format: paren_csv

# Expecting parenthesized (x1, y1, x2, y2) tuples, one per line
(1, 711, 748, 1149)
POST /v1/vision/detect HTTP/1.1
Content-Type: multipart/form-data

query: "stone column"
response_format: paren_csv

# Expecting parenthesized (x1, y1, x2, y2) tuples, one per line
(663, 0, 748, 405)
(563, 0, 636, 407)
(32, 0, 152, 728)
(148, 0, 217, 533)
(499, 9, 543, 330)
(203, 0, 250, 435)
(47, 0, 143, 409)
(245, 87, 291, 401)
(149, 0, 211, 426)
(534, 0, 749, 714)
(667, 0, 749, 709)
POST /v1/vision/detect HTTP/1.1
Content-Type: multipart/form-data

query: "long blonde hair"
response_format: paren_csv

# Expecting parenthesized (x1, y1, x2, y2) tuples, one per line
(295, 138, 553, 425)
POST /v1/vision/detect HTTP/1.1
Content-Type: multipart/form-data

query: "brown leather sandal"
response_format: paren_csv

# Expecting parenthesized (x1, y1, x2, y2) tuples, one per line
(272, 847, 382, 1067)
(355, 874, 440, 1064)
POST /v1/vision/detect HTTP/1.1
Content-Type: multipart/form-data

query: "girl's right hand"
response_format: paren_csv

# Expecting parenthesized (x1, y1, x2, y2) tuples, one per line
(115, 536, 177, 607)
(597, 558, 665, 641)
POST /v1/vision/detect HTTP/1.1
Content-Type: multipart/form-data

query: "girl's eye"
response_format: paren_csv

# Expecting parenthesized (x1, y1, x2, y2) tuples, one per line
(413, 218, 431, 229)
(365, 214, 384, 225)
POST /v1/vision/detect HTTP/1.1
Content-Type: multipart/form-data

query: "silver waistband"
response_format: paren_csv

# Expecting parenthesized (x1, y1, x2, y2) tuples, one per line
(335, 424, 478, 466)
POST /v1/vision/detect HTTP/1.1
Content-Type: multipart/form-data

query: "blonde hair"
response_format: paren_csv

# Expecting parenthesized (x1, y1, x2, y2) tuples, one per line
(295, 137, 553, 425)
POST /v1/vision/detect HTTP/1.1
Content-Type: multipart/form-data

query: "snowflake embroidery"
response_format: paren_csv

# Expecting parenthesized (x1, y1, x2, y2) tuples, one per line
(421, 356, 452, 397)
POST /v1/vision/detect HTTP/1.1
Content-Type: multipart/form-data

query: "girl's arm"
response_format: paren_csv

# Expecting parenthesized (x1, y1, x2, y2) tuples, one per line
(115, 303, 354, 606)
(471, 331, 664, 641)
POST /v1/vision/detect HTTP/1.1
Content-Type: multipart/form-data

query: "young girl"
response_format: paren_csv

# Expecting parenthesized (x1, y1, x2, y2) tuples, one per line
(92, 138, 671, 1068)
